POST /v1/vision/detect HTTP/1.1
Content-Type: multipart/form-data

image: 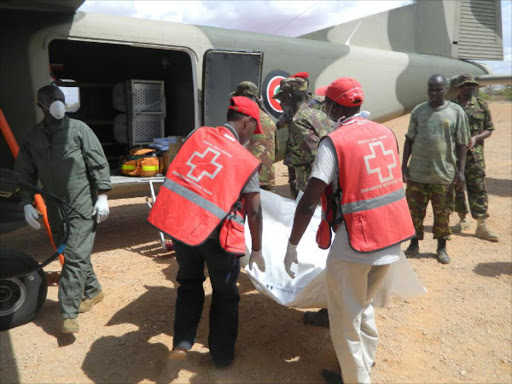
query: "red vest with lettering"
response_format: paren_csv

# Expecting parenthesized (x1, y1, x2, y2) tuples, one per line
(324, 117, 414, 253)
(148, 126, 261, 256)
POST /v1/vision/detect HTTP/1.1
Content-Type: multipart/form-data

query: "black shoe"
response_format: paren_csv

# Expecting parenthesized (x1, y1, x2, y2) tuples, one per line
(214, 359, 233, 369)
(321, 368, 343, 384)
(404, 239, 419, 258)
(304, 308, 329, 328)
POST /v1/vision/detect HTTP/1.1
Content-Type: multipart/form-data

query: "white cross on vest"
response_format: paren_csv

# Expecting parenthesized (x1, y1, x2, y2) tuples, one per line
(186, 148, 223, 182)
(363, 141, 396, 183)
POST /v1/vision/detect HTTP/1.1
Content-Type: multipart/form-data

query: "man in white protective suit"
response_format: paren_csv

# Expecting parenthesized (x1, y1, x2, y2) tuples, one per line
(284, 77, 415, 384)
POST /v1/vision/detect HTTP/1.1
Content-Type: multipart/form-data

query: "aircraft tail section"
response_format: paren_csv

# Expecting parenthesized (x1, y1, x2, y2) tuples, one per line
(300, 0, 503, 61)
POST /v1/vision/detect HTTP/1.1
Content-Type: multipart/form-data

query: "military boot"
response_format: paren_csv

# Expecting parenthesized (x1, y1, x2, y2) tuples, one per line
(79, 291, 104, 313)
(62, 318, 79, 333)
(321, 369, 343, 384)
(303, 308, 329, 328)
(404, 238, 419, 258)
(451, 214, 471, 233)
(436, 239, 450, 264)
(475, 218, 499, 242)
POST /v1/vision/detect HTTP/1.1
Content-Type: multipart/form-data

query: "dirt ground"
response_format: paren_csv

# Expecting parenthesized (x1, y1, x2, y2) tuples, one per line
(1, 102, 511, 384)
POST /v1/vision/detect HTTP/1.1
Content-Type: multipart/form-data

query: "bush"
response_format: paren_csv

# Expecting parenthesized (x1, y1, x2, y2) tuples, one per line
(480, 85, 512, 102)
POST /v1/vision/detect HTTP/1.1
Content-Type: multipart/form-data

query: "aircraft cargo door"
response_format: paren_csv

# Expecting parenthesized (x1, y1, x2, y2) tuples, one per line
(203, 49, 263, 127)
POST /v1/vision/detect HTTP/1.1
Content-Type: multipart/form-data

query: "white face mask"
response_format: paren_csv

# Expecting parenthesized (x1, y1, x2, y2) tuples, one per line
(48, 100, 66, 119)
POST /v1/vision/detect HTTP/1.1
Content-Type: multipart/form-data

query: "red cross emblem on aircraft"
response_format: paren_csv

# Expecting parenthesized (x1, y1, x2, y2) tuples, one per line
(186, 148, 223, 182)
(363, 141, 396, 183)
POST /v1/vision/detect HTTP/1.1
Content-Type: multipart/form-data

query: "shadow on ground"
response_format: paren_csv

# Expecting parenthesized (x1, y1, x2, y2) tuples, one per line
(78, 273, 334, 384)
(486, 177, 512, 198)
(473, 262, 512, 278)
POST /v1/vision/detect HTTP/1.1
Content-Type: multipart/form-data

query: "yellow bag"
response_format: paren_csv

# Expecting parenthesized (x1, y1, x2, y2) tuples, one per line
(120, 148, 162, 177)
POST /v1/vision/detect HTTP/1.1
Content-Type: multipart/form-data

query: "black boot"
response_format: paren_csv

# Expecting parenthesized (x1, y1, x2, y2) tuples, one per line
(321, 368, 343, 384)
(304, 308, 329, 328)
(436, 239, 450, 264)
(404, 238, 419, 257)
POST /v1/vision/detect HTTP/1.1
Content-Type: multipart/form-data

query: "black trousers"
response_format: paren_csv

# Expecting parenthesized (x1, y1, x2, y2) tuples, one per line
(173, 238, 240, 364)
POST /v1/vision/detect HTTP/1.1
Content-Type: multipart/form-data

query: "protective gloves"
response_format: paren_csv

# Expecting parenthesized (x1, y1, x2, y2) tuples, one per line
(92, 194, 109, 223)
(23, 204, 41, 230)
(249, 249, 266, 272)
(284, 241, 298, 279)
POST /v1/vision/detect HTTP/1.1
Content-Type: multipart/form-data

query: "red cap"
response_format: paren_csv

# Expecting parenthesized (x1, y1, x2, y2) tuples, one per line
(290, 71, 309, 80)
(228, 96, 263, 134)
(316, 77, 364, 107)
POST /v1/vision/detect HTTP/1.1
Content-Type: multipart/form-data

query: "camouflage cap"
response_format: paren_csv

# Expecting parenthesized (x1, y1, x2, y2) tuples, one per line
(454, 74, 479, 88)
(230, 81, 259, 98)
(272, 77, 308, 99)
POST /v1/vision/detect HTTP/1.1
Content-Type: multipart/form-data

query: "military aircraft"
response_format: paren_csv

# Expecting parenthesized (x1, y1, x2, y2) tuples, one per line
(0, 0, 508, 196)
(0, 0, 508, 329)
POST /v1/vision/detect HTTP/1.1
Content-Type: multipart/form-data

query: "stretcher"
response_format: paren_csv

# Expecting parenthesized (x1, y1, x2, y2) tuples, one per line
(145, 178, 174, 251)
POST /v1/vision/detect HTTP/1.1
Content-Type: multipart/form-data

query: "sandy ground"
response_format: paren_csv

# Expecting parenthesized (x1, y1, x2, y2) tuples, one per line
(1, 102, 511, 384)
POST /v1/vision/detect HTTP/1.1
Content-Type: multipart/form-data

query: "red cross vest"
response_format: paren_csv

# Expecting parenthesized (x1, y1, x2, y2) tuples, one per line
(317, 117, 414, 253)
(148, 125, 261, 256)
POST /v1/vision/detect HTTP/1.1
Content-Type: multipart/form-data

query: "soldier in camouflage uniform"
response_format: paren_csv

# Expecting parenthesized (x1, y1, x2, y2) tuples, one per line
(402, 74, 470, 264)
(273, 76, 332, 328)
(231, 81, 277, 192)
(450, 74, 498, 242)
(276, 105, 297, 198)
(273, 77, 332, 194)
(289, 71, 325, 112)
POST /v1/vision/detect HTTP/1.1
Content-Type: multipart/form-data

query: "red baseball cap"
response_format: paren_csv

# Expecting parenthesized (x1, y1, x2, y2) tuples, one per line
(316, 77, 364, 107)
(228, 96, 263, 134)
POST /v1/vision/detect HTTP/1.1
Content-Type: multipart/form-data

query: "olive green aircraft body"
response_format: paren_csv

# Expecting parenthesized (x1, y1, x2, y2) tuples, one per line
(0, 0, 506, 194)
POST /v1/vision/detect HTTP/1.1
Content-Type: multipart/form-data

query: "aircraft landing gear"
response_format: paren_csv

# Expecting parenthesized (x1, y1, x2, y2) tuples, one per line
(0, 249, 48, 331)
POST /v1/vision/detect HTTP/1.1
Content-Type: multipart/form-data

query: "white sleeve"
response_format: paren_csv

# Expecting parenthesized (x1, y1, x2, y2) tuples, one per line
(310, 139, 337, 185)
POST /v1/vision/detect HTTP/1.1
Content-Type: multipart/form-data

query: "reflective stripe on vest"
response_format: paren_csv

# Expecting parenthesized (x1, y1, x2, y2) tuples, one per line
(162, 178, 226, 221)
(121, 164, 135, 170)
(341, 188, 405, 214)
(142, 165, 159, 171)
(327, 117, 415, 253)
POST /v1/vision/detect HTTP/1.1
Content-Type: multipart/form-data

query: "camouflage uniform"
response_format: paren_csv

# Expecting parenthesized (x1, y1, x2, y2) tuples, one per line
(288, 103, 332, 192)
(405, 100, 469, 241)
(307, 93, 325, 112)
(406, 180, 453, 240)
(451, 96, 494, 219)
(247, 109, 277, 192)
(273, 77, 332, 193)
(231, 80, 277, 192)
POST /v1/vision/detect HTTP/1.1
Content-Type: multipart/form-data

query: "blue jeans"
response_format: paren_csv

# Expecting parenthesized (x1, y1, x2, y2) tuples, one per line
(172, 238, 240, 365)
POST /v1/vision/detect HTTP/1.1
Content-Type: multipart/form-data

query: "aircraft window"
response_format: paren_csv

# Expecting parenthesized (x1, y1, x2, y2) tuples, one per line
(58, 80, 80, 112)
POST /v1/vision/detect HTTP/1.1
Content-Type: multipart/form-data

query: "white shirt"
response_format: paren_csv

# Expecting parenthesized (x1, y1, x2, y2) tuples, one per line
(309, 131, 400, 266)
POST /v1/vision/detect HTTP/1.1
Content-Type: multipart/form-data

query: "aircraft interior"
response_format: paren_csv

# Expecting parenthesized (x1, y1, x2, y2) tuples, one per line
(48, 39, 196, 173)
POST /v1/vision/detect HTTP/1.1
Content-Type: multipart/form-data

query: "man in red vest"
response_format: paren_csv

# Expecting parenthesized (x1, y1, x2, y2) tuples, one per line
(148, 96, 265, 368)
(284, 78, 414, 384)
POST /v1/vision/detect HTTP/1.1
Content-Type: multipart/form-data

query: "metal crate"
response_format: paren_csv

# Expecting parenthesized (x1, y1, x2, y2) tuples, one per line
(131, 114, 165, 145)
(129, 80, 166, 115)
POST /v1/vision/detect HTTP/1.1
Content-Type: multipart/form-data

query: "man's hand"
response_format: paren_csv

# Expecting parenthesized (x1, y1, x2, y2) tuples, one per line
(454, 171, 466, 191)
(284, 241, 298, 279)
(401, 165, 409, 183)
(92, 194, 109, 223)
(467, 136, 477, 150)
(249, 249, 265, 272)
(23, 204, 41, 230)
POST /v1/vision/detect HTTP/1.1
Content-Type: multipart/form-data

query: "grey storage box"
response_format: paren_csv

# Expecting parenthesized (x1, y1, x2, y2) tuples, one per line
(112, 80, 166, 146)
